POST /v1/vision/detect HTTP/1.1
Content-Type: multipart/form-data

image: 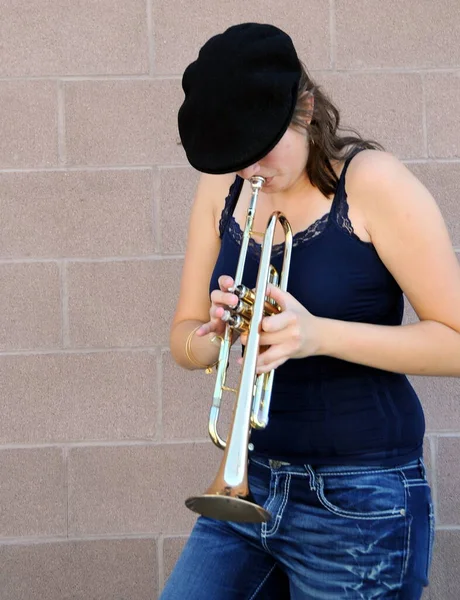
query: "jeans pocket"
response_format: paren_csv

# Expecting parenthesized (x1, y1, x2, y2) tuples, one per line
(315, 470, 407, 520)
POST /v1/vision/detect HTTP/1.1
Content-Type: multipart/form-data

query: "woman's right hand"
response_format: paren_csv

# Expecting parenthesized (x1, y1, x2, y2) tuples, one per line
(195, 275, 238, 338)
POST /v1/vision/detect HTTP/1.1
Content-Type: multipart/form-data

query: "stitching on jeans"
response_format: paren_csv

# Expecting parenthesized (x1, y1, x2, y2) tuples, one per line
(315, 475, 404, 520)
(266, 474, 291, 537)
(395, 470, 410, 591)
(261, 474, 278, 551)
(317, 464, 419, 477)
(306, 465, 317, 490)
(248, 564, 277, 600)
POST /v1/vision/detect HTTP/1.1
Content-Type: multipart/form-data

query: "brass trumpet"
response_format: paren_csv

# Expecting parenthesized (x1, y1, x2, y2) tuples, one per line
(185, 176, 293, 523)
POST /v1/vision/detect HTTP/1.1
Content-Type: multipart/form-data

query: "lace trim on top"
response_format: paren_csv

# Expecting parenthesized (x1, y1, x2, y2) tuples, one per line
(219, 158, 363, 257)
(226, 212, 331, 258)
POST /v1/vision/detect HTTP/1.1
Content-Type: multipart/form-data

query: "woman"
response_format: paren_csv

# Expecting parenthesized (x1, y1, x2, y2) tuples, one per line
(161, 22, 460, 599)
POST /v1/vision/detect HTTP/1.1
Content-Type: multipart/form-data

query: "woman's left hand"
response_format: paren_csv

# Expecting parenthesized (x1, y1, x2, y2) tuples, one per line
(239, 284, 324, 373)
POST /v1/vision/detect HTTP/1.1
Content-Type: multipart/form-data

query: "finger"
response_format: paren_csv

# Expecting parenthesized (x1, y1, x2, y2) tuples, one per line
(261, 311, 295, 333)
(256, 357, 286, 374)
(218, 275, 235, 292)
(210, 289, 238, 308)
(196, 319, 222, 336)
(256, 345, 288, 373)
(265, 284, 288, 311)
(209, 305, 226, 320)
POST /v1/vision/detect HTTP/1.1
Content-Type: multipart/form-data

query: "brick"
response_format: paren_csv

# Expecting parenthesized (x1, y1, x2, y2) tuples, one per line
(425, 74, 460, 159)
(435, 437, 460, 525)
(0, 263, 61, 351)
(0, 0, 148, 76)
(0, 352, 157, 444)
(0, 170, 154, 259)
(336, 0, 460, 69)
(409, 163, 460, 246)
(317, 73, 424, 159)
(0, 539, 157, 600)
(65, 80, 185, 166)
(425, 530, 460, 600)
(158, 167, 200, 254)
(410, 376, 460, 433)
(161, 349, 239, 442)
(68, 259, 182, 347)
(0, 448, 66, 538)
(68, 442, 221, 535)
(162, 536, 187, 587)
(152, 0, 330, 75)
(0, 81, 57, 168)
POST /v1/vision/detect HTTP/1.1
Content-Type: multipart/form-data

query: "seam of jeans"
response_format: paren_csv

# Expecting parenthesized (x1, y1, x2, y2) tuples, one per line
(266, 474, 291, 537)
(315, 463, 419, 477)
(305, 465, 317, 490)
(400, 513, 413, 590)
(405, 481, 429, 487)
(395, 469, 411, 591)
(248, 564, 277, 600)
(261, 473, 278, 551)
(427, 501, 435, 581)
(315, 475, 405, 520)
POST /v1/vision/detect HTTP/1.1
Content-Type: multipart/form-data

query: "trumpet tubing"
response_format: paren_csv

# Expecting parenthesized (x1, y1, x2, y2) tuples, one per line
(185, 176, 293, 523)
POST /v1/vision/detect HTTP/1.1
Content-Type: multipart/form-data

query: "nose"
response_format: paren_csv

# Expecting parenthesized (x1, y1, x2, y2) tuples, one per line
(238, 163, 261, 179)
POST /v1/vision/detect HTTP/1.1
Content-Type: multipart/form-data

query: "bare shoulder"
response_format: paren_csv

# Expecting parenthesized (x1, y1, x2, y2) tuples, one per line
(194, 172, 237, 209)
(346, 149, 414, 197)
(344, 149, 460, 330)
(345, 149, 439, 230)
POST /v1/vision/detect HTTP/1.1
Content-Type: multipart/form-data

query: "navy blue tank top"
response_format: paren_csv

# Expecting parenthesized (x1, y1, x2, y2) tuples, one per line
(209, 151, 425, 467)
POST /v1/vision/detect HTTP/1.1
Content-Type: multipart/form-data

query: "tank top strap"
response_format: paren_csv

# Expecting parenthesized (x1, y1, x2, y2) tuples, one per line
(329, 147, 365, 230)
(218, 176, 244, 238)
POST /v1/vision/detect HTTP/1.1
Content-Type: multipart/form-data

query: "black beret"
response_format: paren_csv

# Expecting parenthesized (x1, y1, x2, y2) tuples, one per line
(178, 23, 301, 174)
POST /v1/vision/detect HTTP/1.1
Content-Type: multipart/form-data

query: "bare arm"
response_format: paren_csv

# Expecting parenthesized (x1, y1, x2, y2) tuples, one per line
(254, 150, 460, 376)
(317, 151, 460, 376)
(170, 172, 236, 369)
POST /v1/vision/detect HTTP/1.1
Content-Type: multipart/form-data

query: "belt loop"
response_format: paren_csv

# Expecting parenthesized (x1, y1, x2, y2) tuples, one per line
(305, 464, 317, 491)
(419, 457, 427, 479)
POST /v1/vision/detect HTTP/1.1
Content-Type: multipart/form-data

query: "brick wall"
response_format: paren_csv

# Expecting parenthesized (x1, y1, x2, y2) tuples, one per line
(0, 1, 459, 598)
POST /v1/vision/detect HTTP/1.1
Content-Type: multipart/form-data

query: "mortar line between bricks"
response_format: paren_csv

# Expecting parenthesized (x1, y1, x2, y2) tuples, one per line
(329, 0, 336, 70)
(0, 533, 161, 546)
(146, 0, 155, 76)
(0, 75, 182, 82)
(0, 255, 184, 265)
(2, 159, 460, 175)
(0, 439, 212, 450)
(2, 67, 460, 81)
(0, 346, 161, 357)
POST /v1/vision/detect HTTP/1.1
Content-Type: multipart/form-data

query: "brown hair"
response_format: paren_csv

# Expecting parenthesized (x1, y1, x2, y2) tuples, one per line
(291, 62, 384, 197)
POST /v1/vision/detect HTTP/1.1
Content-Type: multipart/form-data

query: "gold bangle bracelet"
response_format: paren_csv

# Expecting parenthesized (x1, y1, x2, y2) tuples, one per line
(185, 326, 222, 374)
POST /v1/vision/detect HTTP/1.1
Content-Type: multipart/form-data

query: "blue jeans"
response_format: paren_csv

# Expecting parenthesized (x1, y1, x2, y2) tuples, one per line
(160, 457, 434, 599)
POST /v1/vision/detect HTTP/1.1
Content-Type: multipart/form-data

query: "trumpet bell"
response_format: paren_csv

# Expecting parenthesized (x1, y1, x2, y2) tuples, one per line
(185, 494, 270, 523)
